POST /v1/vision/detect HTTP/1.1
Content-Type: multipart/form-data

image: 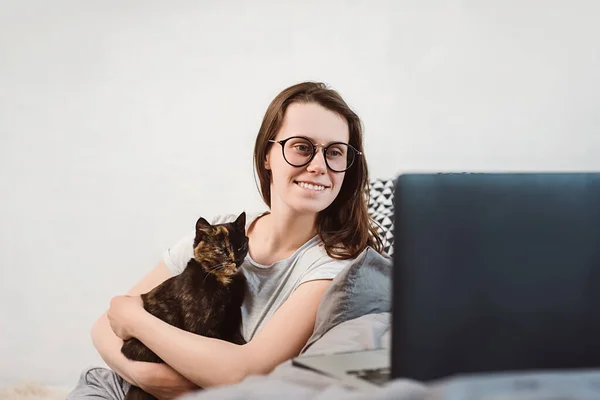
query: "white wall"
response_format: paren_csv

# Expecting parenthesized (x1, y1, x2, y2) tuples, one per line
(1, 0, 599, 388)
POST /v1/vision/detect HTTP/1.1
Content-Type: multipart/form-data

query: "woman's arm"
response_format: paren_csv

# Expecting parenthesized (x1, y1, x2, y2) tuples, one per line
(91, 312, 139, 384)
(108, 279, 332, 388)
(91, 260, 196, 393)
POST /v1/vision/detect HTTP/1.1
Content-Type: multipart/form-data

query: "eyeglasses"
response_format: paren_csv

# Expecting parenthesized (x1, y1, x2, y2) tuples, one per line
(268, 136, 361, 173)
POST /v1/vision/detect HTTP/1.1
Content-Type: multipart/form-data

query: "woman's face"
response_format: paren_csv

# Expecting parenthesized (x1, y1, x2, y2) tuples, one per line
(265, 102, 350, 216)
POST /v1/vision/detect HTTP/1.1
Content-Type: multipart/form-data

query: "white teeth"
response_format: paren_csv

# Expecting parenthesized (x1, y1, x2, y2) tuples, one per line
(297, 182, 326, 191)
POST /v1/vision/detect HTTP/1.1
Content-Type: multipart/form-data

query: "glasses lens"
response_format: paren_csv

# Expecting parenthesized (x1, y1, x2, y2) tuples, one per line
(326, 143, 356, 172)
(283, 137, 314, 166)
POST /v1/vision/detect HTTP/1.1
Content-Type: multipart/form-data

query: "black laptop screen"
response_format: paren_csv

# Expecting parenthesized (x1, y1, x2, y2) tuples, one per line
(392, 173, 600, 382)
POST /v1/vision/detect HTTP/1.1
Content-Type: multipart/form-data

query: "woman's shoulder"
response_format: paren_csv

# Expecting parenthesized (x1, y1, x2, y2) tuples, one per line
(299, 238, 357, 271)
(290, 240, 366, 288)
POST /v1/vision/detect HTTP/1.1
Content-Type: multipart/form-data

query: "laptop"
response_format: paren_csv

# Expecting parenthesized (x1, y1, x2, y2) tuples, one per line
(292, 172, 600, 390)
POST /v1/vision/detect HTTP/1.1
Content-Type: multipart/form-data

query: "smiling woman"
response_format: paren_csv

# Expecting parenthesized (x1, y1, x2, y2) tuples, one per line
(254, 85, 383, 260)
(67, 82, 383, 400)
(263, 102, 349, 220)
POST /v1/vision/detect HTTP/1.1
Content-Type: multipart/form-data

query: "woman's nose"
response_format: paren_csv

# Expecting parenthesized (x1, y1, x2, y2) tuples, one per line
(306, 150, 327, 174)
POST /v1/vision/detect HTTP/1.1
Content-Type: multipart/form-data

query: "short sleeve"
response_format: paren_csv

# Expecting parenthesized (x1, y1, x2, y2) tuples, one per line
(162, 232, 194, 275)
(210, 214, 239, 225)
(298, 258, 350, 286)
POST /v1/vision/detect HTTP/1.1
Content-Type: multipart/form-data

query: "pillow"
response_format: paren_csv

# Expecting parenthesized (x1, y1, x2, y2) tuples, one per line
(368, 178, 395, 256)
(301, 246, 392, 353)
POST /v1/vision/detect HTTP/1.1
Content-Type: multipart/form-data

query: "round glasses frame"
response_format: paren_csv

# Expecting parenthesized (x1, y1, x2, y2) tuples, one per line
(268, 136, 362, 173)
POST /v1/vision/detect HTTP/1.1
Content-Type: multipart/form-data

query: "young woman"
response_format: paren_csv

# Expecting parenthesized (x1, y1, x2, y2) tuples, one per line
(67, 81, 383, 400)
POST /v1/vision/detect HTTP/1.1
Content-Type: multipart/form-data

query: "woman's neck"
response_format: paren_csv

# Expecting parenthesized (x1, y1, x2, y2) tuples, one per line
(248, 207, 317, 264)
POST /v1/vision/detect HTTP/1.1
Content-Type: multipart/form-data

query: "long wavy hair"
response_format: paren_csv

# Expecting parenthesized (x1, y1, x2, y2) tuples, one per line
(253, 81, 383, 260)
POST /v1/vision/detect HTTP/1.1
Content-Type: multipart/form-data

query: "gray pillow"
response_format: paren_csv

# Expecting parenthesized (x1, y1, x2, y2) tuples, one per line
(301, 246, 392, 353)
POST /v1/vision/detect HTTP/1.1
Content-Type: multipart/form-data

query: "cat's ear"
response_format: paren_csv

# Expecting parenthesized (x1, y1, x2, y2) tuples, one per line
(196, 217, 212, 232)
(234, 212, 246, 230)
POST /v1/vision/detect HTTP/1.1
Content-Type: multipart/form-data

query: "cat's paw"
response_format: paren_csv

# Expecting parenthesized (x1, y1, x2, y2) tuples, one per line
(121, 338, 163, 363)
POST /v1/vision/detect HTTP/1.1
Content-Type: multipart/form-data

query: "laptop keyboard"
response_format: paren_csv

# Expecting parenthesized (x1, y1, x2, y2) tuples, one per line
(347, 367, 391, 386)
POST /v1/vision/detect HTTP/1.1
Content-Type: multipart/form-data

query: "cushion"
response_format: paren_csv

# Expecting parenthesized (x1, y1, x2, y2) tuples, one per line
(301, 246, 392, 353)
(368, 178, 395, 256)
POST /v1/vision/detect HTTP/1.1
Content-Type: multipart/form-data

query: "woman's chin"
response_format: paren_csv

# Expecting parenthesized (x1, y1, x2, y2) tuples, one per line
(288, 200, 332, 216)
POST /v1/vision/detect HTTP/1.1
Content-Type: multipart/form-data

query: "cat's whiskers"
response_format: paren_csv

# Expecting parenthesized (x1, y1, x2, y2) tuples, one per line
(203, 263, 227, 284)
(211, 263, 226, 271)
(203, 263, 221, 284)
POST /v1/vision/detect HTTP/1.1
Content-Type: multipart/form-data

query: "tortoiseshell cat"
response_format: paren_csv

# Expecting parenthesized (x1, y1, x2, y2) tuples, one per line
(121, 212, 249, 400)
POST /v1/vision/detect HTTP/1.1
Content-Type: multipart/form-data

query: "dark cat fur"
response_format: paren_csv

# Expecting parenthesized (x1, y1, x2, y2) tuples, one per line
(120, 212, 249, 400)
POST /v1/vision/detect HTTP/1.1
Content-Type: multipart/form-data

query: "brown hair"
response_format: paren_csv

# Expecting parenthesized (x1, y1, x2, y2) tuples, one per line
(253, 81, 383, 260)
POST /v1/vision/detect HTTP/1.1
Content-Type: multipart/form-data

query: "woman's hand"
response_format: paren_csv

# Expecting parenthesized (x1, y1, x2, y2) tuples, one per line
(107, 295, 145, 340)
(107, 295, 199, 399)
(132, 361, 199, 400)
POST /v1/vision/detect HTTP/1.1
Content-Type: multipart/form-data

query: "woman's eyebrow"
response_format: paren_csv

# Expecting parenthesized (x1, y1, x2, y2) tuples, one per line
(293, 134, 349, 145)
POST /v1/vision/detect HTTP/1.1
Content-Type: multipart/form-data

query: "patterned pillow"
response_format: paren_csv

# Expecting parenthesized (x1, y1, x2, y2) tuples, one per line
(367, 178, 395, 256)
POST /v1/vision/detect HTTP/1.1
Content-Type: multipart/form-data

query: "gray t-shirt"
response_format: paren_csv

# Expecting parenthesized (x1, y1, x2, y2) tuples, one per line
(162, 212, 352, 341)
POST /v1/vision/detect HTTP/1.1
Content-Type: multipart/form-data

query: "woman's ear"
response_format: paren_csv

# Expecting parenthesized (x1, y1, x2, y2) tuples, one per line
(264, 153, 271, 170)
